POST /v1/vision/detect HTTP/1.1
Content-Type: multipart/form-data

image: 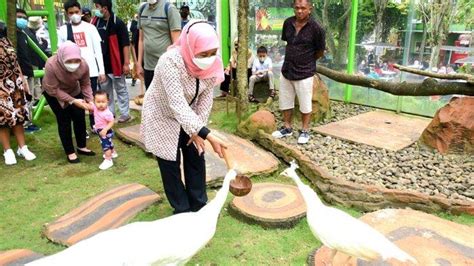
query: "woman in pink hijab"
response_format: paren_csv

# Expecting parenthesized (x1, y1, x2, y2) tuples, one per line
(42, 41, 95, 163)
(141, 20, 226, 214)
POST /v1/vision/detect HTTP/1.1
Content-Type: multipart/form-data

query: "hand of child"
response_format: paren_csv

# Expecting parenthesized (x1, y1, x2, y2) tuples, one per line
(100, 129, 107, 138)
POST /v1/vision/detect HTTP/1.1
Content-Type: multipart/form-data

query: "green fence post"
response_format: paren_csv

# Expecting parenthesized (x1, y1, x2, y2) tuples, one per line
(46, 0, 58, 53)
(0, 0, 6, 22)
(221, 0, 230, 66)
(344, 0, 359, 103)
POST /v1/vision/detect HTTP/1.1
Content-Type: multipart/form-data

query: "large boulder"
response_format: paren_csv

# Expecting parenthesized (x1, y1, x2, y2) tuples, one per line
(311, 74, 331, 122)
(419, 96, 474, 154)
(238, 109, 276, 139)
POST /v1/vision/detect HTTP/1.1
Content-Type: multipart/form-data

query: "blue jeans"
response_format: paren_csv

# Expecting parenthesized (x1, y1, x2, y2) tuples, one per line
(100, 74, 129, 117)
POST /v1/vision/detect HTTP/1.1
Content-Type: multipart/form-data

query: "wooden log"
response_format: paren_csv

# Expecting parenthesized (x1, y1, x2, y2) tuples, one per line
(315, 65, 474, 96)
(393, 64, 474, 84)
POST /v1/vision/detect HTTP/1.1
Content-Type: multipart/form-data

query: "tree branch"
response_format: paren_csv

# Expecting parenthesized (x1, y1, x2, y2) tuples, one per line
(316, 65, 474, 96)
(393, 64, 474, 84)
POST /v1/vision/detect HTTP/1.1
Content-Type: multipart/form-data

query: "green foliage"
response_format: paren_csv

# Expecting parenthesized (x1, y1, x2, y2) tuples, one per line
(115, 0, 140, 23)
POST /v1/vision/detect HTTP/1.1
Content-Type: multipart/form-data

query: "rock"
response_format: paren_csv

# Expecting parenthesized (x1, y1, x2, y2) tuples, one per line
(419, 96, 474, 154)
(237, 109, 276, 139)
(311, 75, 331, 122)
(310, 209, 474, 266)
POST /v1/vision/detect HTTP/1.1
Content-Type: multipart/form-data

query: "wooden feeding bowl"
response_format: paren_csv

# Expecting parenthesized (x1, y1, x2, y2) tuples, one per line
(230, 175, 252, 197)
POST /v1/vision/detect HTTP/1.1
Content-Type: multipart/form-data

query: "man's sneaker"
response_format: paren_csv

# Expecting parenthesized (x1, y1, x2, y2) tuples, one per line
(103, 151, 118, 159)
(4, 149, 17, 165)
(17, 145, 36, 161)
(86, 131, 90, 139)
(297, 130, 310, 144)
(271, 127, 293, 138)
(24, 124, 41, 133)
(118, 115, 131, 123)
(99, 159, 114, 170)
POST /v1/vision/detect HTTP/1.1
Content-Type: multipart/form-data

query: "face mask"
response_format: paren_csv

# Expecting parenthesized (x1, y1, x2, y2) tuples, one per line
(64, 63, 80, 72)
(259, 56, 266, 62)
(70, 14, 82, 24)
(94, 9, 104, 18)
(193, 56, 216, 70)
(16, 18, 27, 29)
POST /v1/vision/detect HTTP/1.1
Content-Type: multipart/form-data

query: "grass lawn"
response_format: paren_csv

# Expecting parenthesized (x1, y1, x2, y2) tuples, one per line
(0, 102, 472, 264)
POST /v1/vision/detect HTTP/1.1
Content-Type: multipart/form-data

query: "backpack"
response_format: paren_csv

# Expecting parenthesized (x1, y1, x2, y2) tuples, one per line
(139, 2, 171, 21)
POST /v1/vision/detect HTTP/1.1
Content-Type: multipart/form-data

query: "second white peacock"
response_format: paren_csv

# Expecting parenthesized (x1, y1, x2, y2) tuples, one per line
(281, 161, 417, 265)
(27, 169, 238, 266)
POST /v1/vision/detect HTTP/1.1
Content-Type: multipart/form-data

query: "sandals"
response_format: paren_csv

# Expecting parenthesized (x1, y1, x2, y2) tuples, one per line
(248, 95, 259, 103)
(269, 90, 276, 98)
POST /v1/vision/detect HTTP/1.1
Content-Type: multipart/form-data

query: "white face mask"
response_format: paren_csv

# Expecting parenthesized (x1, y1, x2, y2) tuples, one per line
(70, 14, 82, 24)
(64, 63, 80, 72)
(147, 0, 158, 4)
(193, 56, 216, 70)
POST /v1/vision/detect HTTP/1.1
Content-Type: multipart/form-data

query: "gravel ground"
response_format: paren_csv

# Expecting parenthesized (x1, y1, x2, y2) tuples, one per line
(276, 101, 474, 202)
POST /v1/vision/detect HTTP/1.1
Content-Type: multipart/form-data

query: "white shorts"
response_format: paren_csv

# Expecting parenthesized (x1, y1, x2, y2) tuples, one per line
(279, 75, 313, 114)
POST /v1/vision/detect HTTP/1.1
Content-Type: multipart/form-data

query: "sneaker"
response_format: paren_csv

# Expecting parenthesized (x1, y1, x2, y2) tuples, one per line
(297, 130, 310, 144)
(86, 131, 90, 139)
(103, 151, 118, 159)
(271, 127, 293, 138)
(118, 115, 131, 123)
(99, 159, 114, 170)
(248, 95, 259, 103)
(4, 149, 17, 165)
(24, 124, 41, 133)
(17, 145, 36, 161)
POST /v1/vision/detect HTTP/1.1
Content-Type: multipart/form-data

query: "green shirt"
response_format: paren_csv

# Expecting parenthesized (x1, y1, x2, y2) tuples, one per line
(138, 1, 181, 70)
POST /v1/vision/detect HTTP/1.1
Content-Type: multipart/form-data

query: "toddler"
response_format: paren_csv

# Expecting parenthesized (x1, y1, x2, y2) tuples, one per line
(90, 91, 117, 170)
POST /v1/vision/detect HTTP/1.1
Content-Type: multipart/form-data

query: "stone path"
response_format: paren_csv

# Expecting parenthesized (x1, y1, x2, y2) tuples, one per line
(310, 208, 474, 265)
(314, 110, 431, 151)
(116, 126, 279, 185)
(43, 183, 161, 246)
(0, 249, 44, 266)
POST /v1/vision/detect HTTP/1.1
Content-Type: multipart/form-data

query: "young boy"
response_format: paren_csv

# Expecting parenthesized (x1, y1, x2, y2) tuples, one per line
(90, 91, 117, 170)
(248, 46, 275, 103)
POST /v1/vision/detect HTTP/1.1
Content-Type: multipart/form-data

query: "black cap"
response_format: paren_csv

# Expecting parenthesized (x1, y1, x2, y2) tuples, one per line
(82, 7, 91, 15)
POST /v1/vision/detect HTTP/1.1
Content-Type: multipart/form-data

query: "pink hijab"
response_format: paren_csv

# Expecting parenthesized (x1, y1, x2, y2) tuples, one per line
(173, 20, 224, 85)
(57, 41, 82, 70)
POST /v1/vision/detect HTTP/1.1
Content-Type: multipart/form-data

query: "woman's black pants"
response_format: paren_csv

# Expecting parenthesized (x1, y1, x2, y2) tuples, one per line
(157, 128, 207, 214)
(44, 92, 87, 155)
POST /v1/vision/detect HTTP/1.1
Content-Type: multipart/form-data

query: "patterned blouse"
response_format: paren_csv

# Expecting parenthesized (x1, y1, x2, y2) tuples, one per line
(141, 49, 215, 161)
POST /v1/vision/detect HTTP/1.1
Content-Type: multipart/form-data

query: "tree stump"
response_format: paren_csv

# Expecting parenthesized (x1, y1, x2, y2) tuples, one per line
(230, 183, 306, 228)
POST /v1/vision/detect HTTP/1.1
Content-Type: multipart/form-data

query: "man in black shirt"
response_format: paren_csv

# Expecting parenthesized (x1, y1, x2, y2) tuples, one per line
(272, 0, 325, 145)
(93, 0, 131, 123)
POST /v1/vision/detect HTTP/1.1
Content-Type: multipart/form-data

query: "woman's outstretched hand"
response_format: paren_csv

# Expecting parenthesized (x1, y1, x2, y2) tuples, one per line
(206, 133, 227, 158)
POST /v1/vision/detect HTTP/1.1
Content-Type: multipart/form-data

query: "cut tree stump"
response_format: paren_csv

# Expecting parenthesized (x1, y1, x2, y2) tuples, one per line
(0, 249, 44, 266)
(43, 183, 161, 246)
(230, 183, 306, 228)
(308, 209, 474, 265)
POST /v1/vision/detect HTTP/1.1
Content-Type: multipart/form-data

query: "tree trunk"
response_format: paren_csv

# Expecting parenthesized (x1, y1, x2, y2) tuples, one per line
(236, 0, 249, 121)
(321, 0, 351, 68)
(374, 0, 388, 43)
(428, 0, 455, 68)
(315, 65, 474, 96)
(7, 0, 16, 48)
(418, 21, 427, 63)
